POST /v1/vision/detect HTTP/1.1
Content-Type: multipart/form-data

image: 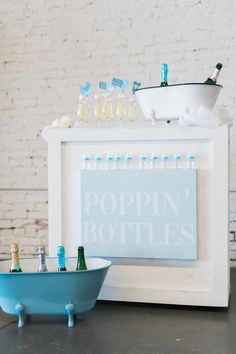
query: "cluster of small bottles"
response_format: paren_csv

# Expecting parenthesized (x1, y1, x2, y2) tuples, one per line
(77, 79, 141, 126)
(9, 243, 87, 273)
(81, 152, 196, 170)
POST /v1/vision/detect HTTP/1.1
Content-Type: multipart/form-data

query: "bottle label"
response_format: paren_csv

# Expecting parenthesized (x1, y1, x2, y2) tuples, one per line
(210, 68, 220, 82)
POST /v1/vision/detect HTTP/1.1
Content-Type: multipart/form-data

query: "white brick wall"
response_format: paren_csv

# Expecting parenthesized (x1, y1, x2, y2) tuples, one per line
(0, 0, 236, 258)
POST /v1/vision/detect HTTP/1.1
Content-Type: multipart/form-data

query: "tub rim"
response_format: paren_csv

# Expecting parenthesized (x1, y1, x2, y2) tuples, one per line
(0, 256, 112, 275)
(135, 82, 223, 92)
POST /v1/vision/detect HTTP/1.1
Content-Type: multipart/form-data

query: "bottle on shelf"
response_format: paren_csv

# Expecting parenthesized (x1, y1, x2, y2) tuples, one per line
(57, 246, 67, 272)
(150, 153, 158, 169)
(139, 153, 148, 169)
(114, 154, 121, 169)
(37, 246, 48, 272)
(187, 153, 196, 169)
(95, 155, 102, 170)
(76, 246, 87, 271)
(160, 64, 168, 86)
(106, 154, 113, 169)
(124, 154, 133, 169)
(82, 154, 91, 170)
(161, 153, 169, 169)
(173, 154, 182, 169)
(204, 63, 223, 85)
(9, 243, 22, 273)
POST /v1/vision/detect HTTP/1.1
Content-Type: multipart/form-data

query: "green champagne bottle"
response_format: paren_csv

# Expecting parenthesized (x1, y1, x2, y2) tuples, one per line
(76, 246, 87, 271)
(204, 63, 223, 84)
(160, 64, 168, 86)
(9, 243, 22, 272)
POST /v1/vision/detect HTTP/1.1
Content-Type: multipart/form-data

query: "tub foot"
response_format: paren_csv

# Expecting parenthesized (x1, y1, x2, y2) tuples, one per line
(65, 303, 75, 328)
(15, 303, 25, 328)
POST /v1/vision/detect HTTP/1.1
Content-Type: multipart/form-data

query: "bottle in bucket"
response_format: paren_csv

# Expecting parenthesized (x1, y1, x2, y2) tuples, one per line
(57, 245, 67, 272)
(37, 246, 48, 272)
(204, 63, 223, 85)
(9, 243, 22, 272)
(76, 246, 87, 271)
(160, 64, 168, 86)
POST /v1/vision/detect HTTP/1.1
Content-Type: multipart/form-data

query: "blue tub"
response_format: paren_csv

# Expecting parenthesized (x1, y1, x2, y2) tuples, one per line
(0, 257, 111, 327)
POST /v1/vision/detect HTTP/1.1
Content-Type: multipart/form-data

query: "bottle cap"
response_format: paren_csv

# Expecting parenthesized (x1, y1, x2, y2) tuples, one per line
(216, 63, 223, 70)
(95, 155, 102, 161)
(187, 153, 195, 160)
(140, 154, 147, 160)
(57, 246, 65, 254)
(162, 63, 168, 71)
(161, 154, 169, 160)
(37, 246, 46, 254)
(114, 155, 121, 161)
(11, 243, 19, 253)
(78, 246, 84, 251)
(125, 154, 133, 161)
(106, 155, 113, 161)
(174, 154, 181, 160)
(82, 154, 90, 161)
(151, 154, 158, 160)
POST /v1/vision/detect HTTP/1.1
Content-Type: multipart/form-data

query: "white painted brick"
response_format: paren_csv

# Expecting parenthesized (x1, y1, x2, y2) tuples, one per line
(0, 0, 235, 259)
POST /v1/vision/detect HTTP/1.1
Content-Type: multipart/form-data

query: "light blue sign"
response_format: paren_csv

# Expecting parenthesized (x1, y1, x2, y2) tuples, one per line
(81, 170, 197, 260)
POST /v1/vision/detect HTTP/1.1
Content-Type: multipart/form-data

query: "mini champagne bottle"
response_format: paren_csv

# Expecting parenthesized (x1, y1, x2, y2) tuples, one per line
(161, 153, 169, 169)
(37, 246, 48, 272)
(187, 153, 196, 169)
(9, 243, 22, 272)
(150, 153, 158, 169)
(57, 245, 67, 271)
(204, 63, 223, 85)
(139, 153, 148, 169)
(173, 154, 182, 169)
(160, 64, 168, 86)
(76, 246, 87, 271)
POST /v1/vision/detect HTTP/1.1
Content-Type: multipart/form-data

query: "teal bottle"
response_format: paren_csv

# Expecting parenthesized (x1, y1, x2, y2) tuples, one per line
(57, 246, 67, 271)
(76, 246, 87, 271)
(161, 64, 168, 86)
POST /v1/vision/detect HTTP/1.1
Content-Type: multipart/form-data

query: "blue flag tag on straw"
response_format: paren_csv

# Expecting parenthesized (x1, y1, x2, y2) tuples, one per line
(112, 77, 123, 88)
(83, 82, 92, 96)
(132, 81, 141, 94)
(122, 79, 129, 91)
(99, 81, 107, 90)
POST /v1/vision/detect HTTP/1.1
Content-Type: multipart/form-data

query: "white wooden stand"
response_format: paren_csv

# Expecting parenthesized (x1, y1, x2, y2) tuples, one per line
(48, 125, 229, 307)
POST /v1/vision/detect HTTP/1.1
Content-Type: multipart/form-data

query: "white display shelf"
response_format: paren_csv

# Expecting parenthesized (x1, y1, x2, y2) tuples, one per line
(47, 125, 229, 307)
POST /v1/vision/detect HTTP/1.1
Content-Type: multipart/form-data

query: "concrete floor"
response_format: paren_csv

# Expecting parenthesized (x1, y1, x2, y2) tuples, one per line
(0, 271, 235, 354)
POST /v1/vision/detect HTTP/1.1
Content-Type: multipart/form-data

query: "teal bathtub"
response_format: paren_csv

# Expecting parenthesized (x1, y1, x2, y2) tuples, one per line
(0, 257, 111, 327)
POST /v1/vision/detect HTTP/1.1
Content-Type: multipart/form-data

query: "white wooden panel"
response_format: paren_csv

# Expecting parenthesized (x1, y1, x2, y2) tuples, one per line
(48, 125, 229, 306)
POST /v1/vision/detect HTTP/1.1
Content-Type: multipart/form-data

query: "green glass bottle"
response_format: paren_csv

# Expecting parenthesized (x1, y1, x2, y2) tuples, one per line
(76, 246, 87, 271)
(9, 243, 22, 272)
(160, 64, 168, 86)
(204, 63, 223, 84)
